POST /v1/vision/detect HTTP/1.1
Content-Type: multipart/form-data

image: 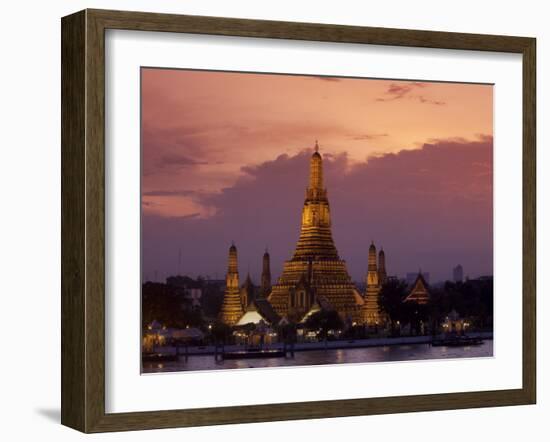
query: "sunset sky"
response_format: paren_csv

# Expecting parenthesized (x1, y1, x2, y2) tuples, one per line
(141, 68, 493, 283)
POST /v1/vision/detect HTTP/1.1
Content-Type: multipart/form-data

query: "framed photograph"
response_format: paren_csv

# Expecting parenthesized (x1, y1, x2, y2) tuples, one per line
(61, 9, 536, 433)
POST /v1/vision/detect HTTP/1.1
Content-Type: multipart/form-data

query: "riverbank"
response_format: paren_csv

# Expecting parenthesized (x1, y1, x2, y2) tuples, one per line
(149, 332, 493, 357)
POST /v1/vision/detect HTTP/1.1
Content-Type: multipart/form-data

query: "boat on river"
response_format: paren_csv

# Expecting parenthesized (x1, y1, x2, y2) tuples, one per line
(142, 352, 178, 362)
(431, 336, 484, 347)
(222, 347, 286, 360)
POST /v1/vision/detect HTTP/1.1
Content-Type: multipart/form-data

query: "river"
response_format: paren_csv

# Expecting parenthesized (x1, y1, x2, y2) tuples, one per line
(142, 340, 493, 373)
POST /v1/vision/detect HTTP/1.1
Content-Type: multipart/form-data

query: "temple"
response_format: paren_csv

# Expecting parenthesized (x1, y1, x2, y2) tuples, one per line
(219, 142, 392, 327)
(267, 142, 364, 323)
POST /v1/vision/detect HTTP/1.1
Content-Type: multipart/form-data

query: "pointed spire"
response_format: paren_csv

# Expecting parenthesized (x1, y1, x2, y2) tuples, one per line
(309, 141, 323, 190)
(368, 241, 377, 271)
(261, 246, 272, 298)
(227, 243, 238, 273)
(378, 247, 387, 284)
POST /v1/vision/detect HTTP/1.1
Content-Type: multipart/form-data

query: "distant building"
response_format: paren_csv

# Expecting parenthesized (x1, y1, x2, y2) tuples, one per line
(165, 275, 203, 308)
(406, 271, 430, 285)
(453, 264, 464, 283)
(185, 286, 202, 308)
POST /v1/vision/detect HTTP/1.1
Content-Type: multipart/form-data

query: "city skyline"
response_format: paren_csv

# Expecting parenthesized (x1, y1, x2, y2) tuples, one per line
(141, 68, 493, 283)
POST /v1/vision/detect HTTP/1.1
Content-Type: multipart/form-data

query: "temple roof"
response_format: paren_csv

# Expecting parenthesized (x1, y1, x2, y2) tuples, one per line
(237, 298, 281, 325)
(255, 299, 281, 324)
(404, 272, 430, 304)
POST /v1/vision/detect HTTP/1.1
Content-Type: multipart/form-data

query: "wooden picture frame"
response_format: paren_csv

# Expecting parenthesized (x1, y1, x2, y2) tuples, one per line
(61, 8, 536, 433)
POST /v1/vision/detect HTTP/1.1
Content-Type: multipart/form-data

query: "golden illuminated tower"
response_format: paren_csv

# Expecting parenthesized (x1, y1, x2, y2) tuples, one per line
(219, 243, 244, 325)
(363, 242, 382, 326)
(268, 142, 363, 322)
(260, 249, 272, 299)
(378, 248, 387, 284)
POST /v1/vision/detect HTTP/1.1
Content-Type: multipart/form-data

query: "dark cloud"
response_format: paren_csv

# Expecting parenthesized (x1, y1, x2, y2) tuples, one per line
(142, 137, 492, 283)
(386, 83, 415, 99)
(142, 126, 208, 175)
(376, 82, 446, 105)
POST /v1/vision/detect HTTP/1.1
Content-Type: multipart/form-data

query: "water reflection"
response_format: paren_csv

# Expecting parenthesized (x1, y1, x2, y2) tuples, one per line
(143, 341, 493, 374)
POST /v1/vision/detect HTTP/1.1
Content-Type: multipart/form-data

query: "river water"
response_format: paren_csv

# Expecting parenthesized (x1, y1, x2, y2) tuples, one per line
(142, 340, 493, 373)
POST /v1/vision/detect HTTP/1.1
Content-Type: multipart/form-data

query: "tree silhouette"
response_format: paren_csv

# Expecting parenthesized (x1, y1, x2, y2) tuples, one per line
(304, 309, 344, 341)
(379, 279, 409, 335)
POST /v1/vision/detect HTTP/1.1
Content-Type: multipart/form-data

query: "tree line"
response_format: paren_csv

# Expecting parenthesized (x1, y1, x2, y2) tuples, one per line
(379, 278, 493, 336)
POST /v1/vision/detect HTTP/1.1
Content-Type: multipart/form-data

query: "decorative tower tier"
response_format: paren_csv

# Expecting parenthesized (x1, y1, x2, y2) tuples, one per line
(363, 242, 383, 326)
(219, 243, 244, 325)
(268, 142, 363, 322)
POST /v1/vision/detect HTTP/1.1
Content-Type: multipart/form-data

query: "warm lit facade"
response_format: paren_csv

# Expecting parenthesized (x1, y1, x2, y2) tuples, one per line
(267, 143, 364, 323)
(363, 242, 383, 326)
(218, 244, 244, 325)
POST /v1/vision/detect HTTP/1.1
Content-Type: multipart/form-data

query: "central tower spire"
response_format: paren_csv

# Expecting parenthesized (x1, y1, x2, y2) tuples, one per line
(309, 141, 324, 190)
(294, 142, 337, 260)
(268, 141, 363, 322)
